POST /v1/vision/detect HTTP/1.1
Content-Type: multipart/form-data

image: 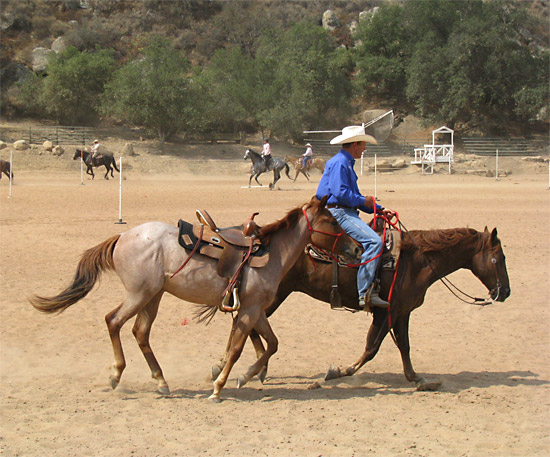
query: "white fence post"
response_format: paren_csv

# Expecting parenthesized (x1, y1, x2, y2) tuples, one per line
(115, 156, 126, 225)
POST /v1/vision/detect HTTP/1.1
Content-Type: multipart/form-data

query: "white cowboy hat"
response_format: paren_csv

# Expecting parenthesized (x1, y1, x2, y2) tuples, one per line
(330, 125, 378, 145)
(93, 139, 99, 143)
(305, 143, 312, 147)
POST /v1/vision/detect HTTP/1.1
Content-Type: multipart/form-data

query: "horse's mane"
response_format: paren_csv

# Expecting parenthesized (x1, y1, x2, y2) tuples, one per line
(258, 198, 320, 245)
(402, 227, 486, 253)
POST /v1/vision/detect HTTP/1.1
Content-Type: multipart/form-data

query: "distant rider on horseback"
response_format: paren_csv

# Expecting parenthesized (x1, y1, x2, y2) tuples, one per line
(261, 138, 273, 168)
(302, 142, 313, 170)
(91, 139, 102, 162)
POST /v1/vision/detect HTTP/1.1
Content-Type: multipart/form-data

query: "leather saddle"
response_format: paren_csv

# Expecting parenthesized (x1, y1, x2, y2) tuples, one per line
(324, 215, 401, 311)
(176, 210, 269, 312)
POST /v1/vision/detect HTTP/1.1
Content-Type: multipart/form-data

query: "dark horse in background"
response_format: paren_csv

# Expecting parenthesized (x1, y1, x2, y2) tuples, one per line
(0, 159, 13, 181)
(74, 149, 120, 180)
(212, 226, 511, 390)
(244, 148, 291, 189)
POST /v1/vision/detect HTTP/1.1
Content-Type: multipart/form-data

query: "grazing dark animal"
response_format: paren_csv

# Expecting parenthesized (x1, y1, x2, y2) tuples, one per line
(285, 155, 326, 181)
(213, 226, 511, 390)
(29, 197, 361, 402)
(244, 148, 291, 189)
(0, 159, 13, 181)
(73, 149, 120, 180)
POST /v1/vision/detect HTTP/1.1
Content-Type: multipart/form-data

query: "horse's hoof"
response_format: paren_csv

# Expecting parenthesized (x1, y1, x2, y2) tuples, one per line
(211, 365, 222, 381)
(236, 375, 247, 389)
(158, 385, 170, 396)
(325, 366, 341, 381)
(208, 394, 222, 403)
(416, 380, 442, 391)
(109, 375, 119, 390)
(257, 368, 267, 384)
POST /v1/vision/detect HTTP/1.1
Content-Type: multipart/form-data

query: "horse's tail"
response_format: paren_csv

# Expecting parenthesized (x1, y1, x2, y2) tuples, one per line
(284, 162, 292, 179)
(29, 235, 120, 314)
(111, 156, 120, 173)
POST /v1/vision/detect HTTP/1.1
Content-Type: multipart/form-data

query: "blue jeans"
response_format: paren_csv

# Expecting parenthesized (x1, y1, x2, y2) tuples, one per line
(302, 157, 311, 168)
(329, 207, 383, 298)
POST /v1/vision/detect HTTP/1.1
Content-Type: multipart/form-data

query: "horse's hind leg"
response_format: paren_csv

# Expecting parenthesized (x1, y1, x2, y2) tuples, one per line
(131, 291, 170, 395)
(236, 312, 277, 389)
(105, 293, 153, 390)
(104, 165, 110, 180)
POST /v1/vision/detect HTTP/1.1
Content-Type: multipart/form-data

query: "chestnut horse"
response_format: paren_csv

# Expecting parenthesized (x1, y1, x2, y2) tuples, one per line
(29, 197, 360, 401)
(285, 155, 326, 181)
(213, 226, 511, 390)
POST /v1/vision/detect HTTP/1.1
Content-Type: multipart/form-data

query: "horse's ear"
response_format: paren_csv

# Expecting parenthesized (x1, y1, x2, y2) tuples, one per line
(319, 195, 328, 208)
(483, 226, 489, 233)
(491, 228, 498, 243)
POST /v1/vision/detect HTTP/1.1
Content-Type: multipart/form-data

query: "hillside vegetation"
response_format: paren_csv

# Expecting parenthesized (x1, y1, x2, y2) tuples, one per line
(1, 0, 548, 143)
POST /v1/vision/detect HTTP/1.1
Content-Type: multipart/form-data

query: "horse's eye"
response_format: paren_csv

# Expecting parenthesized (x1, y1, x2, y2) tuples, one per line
(491, 258, 497, 264)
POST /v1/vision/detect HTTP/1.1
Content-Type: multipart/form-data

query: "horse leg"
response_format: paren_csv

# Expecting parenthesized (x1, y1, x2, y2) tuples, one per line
(104, 165, 110, 180)
(131, 291, 170, 395)
(254, 172, 262, 187)
(105, 292, 154, 390)
(210, 306, 261, 402)
(87, 166, 95, 179)
(325, 309, 389, 380)
(211, 319, 268, 383)
(249, 329, 268, 383)
(236, 312, 277, 389)
(211, 315, 239, 381)
(270, 170, 280, 190)
(393, 314, 441, 391)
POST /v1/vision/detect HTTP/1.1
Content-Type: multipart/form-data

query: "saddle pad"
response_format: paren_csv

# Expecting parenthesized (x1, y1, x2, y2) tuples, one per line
(177, 219, 269, 268)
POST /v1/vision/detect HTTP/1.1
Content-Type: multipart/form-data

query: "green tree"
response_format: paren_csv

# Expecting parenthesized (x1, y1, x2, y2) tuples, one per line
(101, 36, 195, 143)
(405, 0, 548, 129)
(256, 22, 353, 140)
(194, 48, 261, 133)
(40, 46, 116, 123)
(352, 4, 410, 101)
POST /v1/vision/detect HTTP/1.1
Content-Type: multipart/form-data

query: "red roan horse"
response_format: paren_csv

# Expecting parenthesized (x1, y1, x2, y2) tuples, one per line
(30, 197, 361, 401)
(212, 225, 511, 390)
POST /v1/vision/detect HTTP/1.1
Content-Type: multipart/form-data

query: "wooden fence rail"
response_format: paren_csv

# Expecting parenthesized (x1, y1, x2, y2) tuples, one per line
(0, 126, 94, 146)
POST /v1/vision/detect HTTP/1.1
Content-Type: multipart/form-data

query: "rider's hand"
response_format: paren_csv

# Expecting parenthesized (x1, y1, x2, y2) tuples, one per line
(382, 208, 396, 219)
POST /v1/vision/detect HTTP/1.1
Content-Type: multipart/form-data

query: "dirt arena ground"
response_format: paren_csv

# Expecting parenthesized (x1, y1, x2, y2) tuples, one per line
(0, 150, 549, 456)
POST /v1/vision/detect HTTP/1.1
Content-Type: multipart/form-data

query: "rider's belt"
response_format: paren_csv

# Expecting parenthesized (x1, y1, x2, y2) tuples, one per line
(326, 204, 356, 209)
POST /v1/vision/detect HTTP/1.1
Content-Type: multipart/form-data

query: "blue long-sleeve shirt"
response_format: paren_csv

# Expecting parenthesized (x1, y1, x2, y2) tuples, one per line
(316, 149, 382, 214)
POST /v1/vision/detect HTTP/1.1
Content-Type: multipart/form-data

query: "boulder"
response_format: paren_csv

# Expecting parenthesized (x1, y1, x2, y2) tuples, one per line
(359, 7, 379, 23)
(32, 47, 54, 73)
(392, 159, 406, 169)
(0, 141, 7, 150)
(322, 10, 340, 31)
(52, 145, 65, 156)
(51, 36, 68, 54)
(121, 142, 136, 156)
(521, 155, 546, 163)
(13, 140, 30, 150)
(43, 140, 54, 151)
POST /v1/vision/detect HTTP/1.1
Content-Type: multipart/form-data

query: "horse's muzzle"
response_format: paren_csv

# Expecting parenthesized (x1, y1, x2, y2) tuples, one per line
(491, 284, 510, 302)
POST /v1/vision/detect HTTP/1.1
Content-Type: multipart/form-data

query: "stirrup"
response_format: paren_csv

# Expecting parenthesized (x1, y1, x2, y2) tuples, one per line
(220, 285, 240, 312)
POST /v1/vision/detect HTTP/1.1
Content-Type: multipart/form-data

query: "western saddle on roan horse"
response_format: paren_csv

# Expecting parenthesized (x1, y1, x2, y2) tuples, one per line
(176, 210, 269, 312)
